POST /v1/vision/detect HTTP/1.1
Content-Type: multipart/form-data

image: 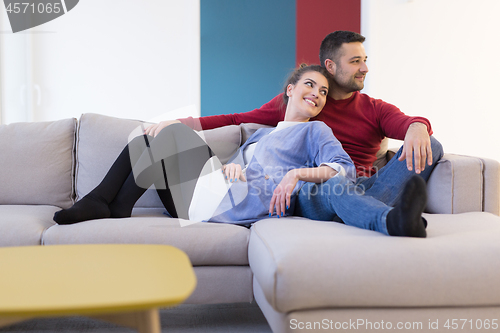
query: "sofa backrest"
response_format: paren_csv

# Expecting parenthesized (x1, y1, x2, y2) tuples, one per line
(0, 118, 76, 209)
(0, 115, 392, 211)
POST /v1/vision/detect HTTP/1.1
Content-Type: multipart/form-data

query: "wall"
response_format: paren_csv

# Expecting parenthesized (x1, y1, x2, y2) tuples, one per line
(296, 0, 360, 65)
(200, 0, 360, 117)
(361, 0, 500, 162)
(0, 0, 200, 124)
(0, 10, 32, 124)
(2, 1, 498, 163)
(200, 0, 295, 117)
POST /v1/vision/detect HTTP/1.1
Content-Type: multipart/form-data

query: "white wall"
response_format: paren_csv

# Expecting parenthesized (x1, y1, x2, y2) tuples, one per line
(0, 0, 200, 124)
(361, 0, 500, 162)
(0, 12, 32, 124)
(2, 0, 498, 163)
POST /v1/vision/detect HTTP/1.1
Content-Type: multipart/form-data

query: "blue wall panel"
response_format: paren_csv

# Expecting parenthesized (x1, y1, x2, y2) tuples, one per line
(201, 0, 296, 117)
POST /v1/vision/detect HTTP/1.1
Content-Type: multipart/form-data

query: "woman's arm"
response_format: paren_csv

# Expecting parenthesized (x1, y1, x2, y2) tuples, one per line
(269, 165, 338, 217)
(289, 165, 339, 183)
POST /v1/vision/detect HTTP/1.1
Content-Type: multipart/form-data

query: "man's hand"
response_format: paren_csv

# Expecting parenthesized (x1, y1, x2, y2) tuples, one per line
(144, 120, 181, 137)
(398, 122, 432, 174)
(269, 170, 299, 218)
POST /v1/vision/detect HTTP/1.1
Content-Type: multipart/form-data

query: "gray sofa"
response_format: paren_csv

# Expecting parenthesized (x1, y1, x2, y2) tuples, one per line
(1, 113, 500, 333)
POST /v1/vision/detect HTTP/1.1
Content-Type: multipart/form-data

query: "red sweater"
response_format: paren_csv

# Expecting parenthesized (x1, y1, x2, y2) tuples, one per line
(179, 92, 432, 177)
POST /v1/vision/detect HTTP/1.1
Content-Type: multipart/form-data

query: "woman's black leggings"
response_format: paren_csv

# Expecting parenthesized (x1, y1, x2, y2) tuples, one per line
(83, 123, 214, 219)
(128, 123, 214, 218)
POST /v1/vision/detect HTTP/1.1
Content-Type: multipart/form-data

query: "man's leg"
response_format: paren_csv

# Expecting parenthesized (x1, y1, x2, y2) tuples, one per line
(294, 175, 427, 237)
(359, 136, 443, 207)
(295, 175, 391, 234)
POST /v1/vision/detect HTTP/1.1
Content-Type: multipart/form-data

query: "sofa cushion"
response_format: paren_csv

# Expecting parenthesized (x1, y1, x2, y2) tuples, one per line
(75, 113, 242, 208)
(42, 211, 250, 266)
(0, 205, 58, 246)
(249, 212, 500, 313)
(0, 118, 76, 208)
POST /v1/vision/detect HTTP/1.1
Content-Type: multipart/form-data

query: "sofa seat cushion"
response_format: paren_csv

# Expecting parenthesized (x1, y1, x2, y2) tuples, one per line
(42, 211, 250, 266)
(249, 212, 500, 313)
(0, 205, 58, 246)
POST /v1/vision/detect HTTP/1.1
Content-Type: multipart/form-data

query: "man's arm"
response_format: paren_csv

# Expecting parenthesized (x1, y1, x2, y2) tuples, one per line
(181, 94, 286, 130)
(398, 122, 432, 174)
(376, 100, 434, 174)
(144, 94, 286, 136)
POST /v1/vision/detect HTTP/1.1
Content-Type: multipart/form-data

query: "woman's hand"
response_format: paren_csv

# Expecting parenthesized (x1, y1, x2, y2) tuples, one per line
(269, 170, 299, 218)
(144, 120, 181, 137)
(222, 163, 246, 183)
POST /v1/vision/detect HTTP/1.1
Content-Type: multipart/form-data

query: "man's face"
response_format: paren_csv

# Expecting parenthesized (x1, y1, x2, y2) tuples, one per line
(332, 42, 368, 93)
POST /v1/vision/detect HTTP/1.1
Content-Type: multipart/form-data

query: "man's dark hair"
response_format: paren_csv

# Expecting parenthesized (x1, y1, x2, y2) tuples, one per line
(319, 31, 366, 67)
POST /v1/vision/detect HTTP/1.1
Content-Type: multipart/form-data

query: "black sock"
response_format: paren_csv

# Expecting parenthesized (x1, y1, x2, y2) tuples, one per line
(53, 194, 111, 225)
(386, 175, 427, 238)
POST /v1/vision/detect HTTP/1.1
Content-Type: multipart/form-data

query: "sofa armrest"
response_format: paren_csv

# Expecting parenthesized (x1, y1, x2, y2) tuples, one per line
(426, 153, 500, 215)
(480, 156, 500, 215)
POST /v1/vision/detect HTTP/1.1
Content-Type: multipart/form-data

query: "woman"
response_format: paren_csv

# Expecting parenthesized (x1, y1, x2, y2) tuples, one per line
(54, 65, 356, 225)
(192, 65, 356, 225)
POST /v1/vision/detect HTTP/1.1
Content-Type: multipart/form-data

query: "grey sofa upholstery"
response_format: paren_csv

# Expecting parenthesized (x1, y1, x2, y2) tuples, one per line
(1, 113, 499, 333)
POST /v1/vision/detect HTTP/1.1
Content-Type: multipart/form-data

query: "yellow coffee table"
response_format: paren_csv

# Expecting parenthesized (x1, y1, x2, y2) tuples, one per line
(0, 244, 196, 333)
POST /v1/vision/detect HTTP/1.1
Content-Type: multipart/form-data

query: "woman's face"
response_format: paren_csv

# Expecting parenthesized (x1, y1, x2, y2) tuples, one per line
(286, 71, 329, 121)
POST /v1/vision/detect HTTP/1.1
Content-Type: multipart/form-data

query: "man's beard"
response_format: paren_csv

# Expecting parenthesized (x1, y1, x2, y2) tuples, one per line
(335, 69, 365, 92)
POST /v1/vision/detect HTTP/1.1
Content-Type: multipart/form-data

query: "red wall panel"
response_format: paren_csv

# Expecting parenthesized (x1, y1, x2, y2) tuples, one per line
(296, 0, 361, 66)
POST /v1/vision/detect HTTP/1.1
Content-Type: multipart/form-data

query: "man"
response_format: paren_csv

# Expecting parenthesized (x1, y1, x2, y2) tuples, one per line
(145, 31, 443, 237)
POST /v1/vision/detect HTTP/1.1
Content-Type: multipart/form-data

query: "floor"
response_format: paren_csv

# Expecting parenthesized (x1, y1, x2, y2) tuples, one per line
(0, 303, 273, 333)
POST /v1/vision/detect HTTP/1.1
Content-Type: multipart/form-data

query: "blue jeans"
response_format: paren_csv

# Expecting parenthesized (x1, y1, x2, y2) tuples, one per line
(294, 136, 444, 234)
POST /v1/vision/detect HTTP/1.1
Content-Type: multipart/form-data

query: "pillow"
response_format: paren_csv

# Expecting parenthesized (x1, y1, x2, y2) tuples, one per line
(373, 137, 391, 170)
(0, 118, 76, 208)
(195, 125, 242, 164)
(239, 123, 273, 144)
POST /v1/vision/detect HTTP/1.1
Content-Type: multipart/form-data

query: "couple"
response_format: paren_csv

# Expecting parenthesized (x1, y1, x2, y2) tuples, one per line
(54, 31, 443, 237)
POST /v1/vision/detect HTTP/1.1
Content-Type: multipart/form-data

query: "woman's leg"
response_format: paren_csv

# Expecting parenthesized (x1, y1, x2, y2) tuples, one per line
(107, 161, 178, 218)
(54, 123, 213, 224)
(53, 134, 149, 224)
(130, 123, 214, 219)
